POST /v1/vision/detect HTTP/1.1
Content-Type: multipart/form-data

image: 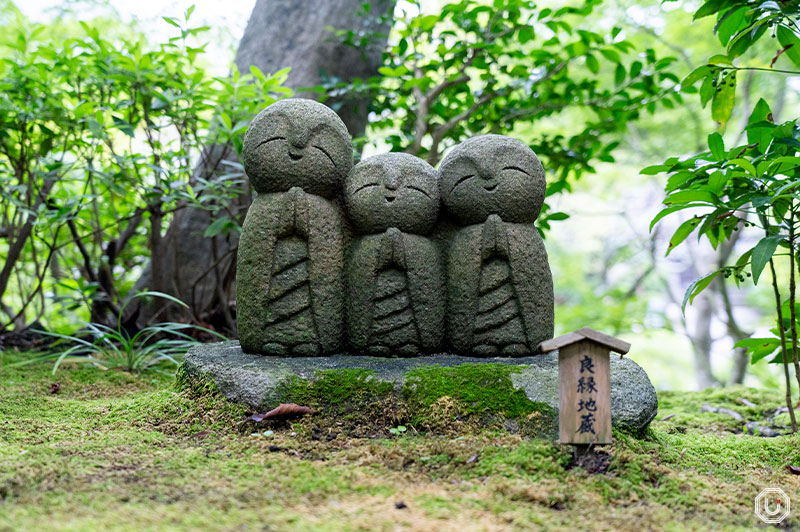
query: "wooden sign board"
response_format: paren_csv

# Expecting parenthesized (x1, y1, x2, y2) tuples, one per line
(557, 340, 612, 445)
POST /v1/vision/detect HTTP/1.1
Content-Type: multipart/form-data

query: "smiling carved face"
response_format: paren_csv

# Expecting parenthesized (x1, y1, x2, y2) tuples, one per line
(242, 99, 353, 197)
(345, 153, 440, 235)
(439, 135, 546, 225)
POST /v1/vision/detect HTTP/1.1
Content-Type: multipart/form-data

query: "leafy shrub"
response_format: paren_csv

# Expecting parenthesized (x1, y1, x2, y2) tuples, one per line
(0, 9, 289, 331)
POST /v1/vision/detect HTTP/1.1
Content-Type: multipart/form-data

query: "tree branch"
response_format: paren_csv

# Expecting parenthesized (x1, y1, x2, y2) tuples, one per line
(427, 92, 494, 166)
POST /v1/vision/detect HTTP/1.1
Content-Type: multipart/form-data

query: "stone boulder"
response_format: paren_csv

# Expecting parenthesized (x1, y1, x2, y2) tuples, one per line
(179, 342, 657, 435)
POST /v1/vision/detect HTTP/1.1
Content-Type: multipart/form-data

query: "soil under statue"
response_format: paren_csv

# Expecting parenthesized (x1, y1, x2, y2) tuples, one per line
(236, 98, 553, 357)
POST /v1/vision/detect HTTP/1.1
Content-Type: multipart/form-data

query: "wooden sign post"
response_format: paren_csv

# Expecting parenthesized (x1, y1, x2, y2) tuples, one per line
(539, 328, 630, 445)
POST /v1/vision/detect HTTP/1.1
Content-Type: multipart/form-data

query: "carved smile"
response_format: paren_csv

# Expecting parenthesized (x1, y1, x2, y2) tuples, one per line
(385, 195, 396, 203)
(484, 183, 498, 191)
(289, 152, 303, 161)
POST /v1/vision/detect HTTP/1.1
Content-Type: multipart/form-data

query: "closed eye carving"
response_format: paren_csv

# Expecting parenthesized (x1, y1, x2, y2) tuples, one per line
(351, 182, 380, 195)
(503, 165, 530, 175)
(449, 174, 475, 193)
(406, 184, 432, 198)
(313, 145, 336, 166)
(255, 136, 285, 149)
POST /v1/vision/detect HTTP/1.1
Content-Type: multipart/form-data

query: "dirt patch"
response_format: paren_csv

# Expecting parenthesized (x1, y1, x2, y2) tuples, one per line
(566, 446, 612, 474)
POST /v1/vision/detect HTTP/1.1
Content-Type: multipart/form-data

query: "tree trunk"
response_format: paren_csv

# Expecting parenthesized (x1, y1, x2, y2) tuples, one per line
(689, 292, 719, 389)
(132, 0, 395, 330)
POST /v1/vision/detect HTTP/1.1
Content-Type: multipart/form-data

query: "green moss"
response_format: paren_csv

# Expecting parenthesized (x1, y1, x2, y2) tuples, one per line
(276, 368, 395, 411)
(403, 363, 556, 422)
(174, 362, 221, 398)
(657, 386, 783, 435)
(3, 350, 800, 531)
(467, 438, 571, 480)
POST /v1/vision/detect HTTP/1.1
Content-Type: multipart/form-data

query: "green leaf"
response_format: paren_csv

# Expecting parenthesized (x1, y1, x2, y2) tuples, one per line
(586, 53, 599, 74)
(600, 48, 621, 63)
(707, 54, 732, 65)
(203, 216, 235, 237)
(650, 204, 707, 232)
(667, 217, 702, 256)
(746, 98, 774, 151)
(728, 19, 769, 57)
(771, 179, 800, 201)
(629, 61, 642, 78)
(681, 65, 710, 88)
(751, 195, 773, 208)
(641, 164, 668, 175)
(727, 158, 756, 176)
(735, 337, 781, 365)
(664, 190, 717, 205)
(693, 0, 727, 20)
(614, 64, 625, 86)
(249, 65, 267, 82)
(681, 270, 720, 314)
(162, 16, 181, 29)
(666, 171, 695, 191)
(777, 26, 800, 66)
(519, 26, 534, 44)
(708, 132, 724, 160)
(219, 112, 232, 131)
(699, 75, 714, 108)
(130, 290, 190, 309)
(112, 116, 135, 137)
(735, 248, 753, 269)
(708, 170, 728, 194)
(711, 74, 736, 128)
(398, 38, 408, 55)
(717, 7, 745, 46)
(417, 14, 438, 31)
(750, 235, 784, 284)
(74, 101, 93, 119)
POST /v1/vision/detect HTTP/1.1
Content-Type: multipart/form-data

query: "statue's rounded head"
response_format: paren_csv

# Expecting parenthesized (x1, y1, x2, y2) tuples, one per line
(345, 152, 439, 235)
(242, 98, 353, 197)
(439, 135, 546, 225)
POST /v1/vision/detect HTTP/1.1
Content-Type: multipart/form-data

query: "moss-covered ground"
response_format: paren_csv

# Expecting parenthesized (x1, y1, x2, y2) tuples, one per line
(1, 352, 799, 531)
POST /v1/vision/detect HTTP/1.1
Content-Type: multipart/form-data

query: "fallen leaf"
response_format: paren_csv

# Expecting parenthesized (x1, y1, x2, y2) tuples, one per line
(786, 465, 800, 475)
(466, 453, 479, 464)
(189, 430, 214, 440)
(738, 398, 756, 408)
(658, 414, 676, 421)
(250, 403, 315, 422)
(49, 382, 61, 395)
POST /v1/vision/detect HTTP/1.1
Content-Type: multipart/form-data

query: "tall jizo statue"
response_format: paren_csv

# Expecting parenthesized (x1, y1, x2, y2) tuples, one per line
(344, 153, 444, 356)
(237, 99, 353, 356)
(439, 135, 554, 356)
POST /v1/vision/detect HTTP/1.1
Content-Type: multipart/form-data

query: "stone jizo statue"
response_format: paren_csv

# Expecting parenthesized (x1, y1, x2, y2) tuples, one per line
(439, 134, 554, 356)
(237, 98, 353, 356)
(343, 153, 444, 356)
(236, 100, 554, 357)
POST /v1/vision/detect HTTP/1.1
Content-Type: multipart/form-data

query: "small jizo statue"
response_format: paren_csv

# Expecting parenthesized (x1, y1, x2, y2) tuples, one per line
(237, 99, 353, 356)
(344, 153, 445, 356)
(439, 135, 554, 356)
